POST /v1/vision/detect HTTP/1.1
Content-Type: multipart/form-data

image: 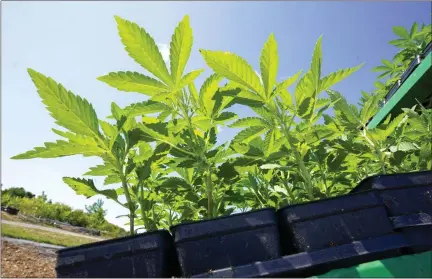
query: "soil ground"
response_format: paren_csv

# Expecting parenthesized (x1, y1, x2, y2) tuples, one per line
(1, 240, 57, 278)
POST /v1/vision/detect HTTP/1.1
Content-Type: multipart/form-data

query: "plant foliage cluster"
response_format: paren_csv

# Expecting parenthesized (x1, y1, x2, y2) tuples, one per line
(1, 191, 126, 237)
(12, 16, 432, 234)
(1, 187, 36, 199)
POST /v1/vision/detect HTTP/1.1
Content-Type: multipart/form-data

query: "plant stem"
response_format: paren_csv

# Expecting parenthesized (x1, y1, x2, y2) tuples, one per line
(206, 167, 213, 219)
(279, 117, 314, 200)
(120, 176, 134, 235)
(179, 94, 214, 218)
(362, 128, 386, 174)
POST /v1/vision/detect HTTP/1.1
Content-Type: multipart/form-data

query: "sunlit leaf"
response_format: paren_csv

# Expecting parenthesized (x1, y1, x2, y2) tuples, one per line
(260, 33, 279, 97)
(12, 140, 104, 159)
(170, 15, 193, 85)
(115, 16, 172, 86)
(200, 50, 264, 96)
(393, 26, 410, 39)
(98, 71, 169, 96)
(63, 177, 118, 200)
(233, 126, 268, 143)
(229, 117, 269, 128)
(27, 69, 100, 138)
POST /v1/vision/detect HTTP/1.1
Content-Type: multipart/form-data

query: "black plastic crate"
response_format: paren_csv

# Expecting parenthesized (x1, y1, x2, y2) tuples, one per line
(55, 230, 179, 278)
(170, 208, 282, 277)
(3, 206, 19, 215)
(384, 79, 401, 102)
(391, 212, 432, 253)
(277, 191, 394, 254)
(350, 171, 432, 216)
(400, 55, 421, 85)
(351, 171, 432, 253)
(192, 233, 408, 278)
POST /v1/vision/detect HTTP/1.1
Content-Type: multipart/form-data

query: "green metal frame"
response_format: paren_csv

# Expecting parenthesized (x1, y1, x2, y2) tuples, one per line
(367, 52, 432, 129)
(313, 251, 432, 278)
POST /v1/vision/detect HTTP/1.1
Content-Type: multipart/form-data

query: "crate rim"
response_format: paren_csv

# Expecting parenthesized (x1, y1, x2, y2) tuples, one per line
(349, 170, 432, 194)
(170, 207, 276, 232)
(56, 228, 171, 254)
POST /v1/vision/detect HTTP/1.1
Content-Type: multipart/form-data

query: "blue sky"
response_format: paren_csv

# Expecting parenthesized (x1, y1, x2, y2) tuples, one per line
(2, 1, 431, 228)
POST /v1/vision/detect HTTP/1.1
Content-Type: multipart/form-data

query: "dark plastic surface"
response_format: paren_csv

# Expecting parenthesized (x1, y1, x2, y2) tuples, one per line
(350, 171, 432, 216)
(379, 185, 432, 216)
(55, 230, 178, 278)
(391, 212, 432, 253)
(192, 234, 408, 278)
(422, 41, 432, 58)
(400, 55, 421, 85)
(350, 171, 432, 192)
(277, 191, 393, 253)
(385, 79, 401, 102)
(170, 208, 282, 277)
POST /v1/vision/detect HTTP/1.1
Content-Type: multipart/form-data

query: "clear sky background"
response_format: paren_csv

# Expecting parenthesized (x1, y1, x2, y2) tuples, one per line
(2, 1, 431, 228)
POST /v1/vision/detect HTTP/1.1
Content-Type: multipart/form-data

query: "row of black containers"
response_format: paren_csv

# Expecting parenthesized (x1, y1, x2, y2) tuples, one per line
(56, 171, 432, 278)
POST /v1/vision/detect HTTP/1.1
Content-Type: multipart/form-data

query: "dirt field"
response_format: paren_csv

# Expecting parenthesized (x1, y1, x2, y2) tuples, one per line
(1, 240, 56, 278)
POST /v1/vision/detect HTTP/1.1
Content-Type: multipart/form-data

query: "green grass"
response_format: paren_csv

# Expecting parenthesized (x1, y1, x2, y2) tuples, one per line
(1, 223, 98, 247)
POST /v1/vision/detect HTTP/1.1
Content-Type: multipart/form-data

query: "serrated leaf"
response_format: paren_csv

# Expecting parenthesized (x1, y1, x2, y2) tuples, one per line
(191, 116, 212, 131)
(12, 140, 104, 159)
(410, 22, 418, 38)
(215, 112, 237, 122)
(115, 16, 172, 86)
(279, 89, 294, 108)
(200, 50, 264, 96)
(233, 126, 267, 143)
(97, 71, 169, 96)
(188, 82, 200, 108)
(136, 123, 186, 155)
(393, 26, 410, 39)
(115, 187, 125, 196)
(378, 112, 407, 139)
(310, 35, 323, 89)
(111, 102, 124, 121)
(63, 177, 118, 200)
(52, 129, 102, 148)
(99, 120, 117, 139)
(124, 100, 171, 117)
(381, 59, 393, 68)
(328, 90, 361, 127)
(178, 69, 204, 89)
(27, 69, 100, 138)
(260, 33, 279, 97)
(320, 64, 363, 91)
(134, 142, 154, 164)
(315, 98, 331, 109)
(199, 74, 223, 116)
(297, 97, 313, 117)
(263, 129, 275, 156)
(397, 142, 419, 152)
(84, 164, 117, 176)
(360, 93, 381, 124)
(229, 117, 269, 128)
(272, 70, 302, 98)
(142, 116, 160, 124)
(104, 174, 122, 185)
(388, 39, 408, 47)
(294, 70, 314, 108)
(170, 15, 193, 85)
(250, 107, 274, 123)
(159, 177, 191, 191)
